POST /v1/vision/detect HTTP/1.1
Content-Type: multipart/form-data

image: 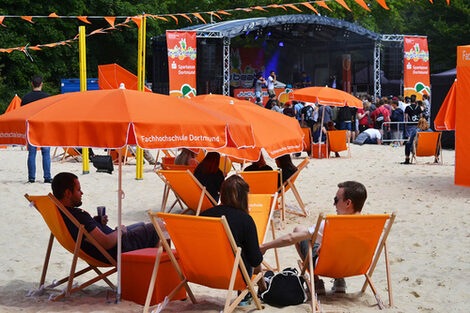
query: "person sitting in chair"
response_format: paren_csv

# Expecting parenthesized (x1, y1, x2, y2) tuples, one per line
(401, 118, 434, 164)
(193, 152, 225, 202)
(243, 154, 273, 172)
(52, 172, 159, 264)
(260, 181, 367, 295)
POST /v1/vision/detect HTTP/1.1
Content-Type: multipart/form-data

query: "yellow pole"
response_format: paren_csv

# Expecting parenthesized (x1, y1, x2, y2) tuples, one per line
(136, 14, 146, 180)
(79, 26, 90, 174)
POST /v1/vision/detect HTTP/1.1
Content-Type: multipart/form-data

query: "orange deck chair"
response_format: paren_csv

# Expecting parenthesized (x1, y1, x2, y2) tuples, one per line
(144, 212, 263, 313)
(248, 193, 280, 271)
(411, 131, 442, 164)
(25, 193, 117, 301)
(300, 213, 396, 312)
(327, 130, 350, 158)
(109, 146, 136, 165)
(156, 170, 217, 215)
(239, 170, 285, 225)
(302, 127, 313, 157)
(278, 158, 309, 217)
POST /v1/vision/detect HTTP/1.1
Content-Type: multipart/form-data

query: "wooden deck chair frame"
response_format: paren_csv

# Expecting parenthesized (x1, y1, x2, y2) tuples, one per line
(109, 146, 135, 165)
(238, 170, 285, 227)
(52, 147, 82, 163)
(299, 213, 396, 312)
(144, 212, 263, 313)
(153, 149, 176, 171)
(278, 158, 309, 217)
(156, 164, 198, 212)
(411, 131, 442, 164)
(248, 193, 280, 272)
(156, 170, 217, 216)
(25, 193, 117, 301)
(327, 130, 351, 158)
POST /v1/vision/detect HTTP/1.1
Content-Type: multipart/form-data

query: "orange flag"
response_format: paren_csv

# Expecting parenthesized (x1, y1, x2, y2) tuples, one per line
(131, 16, 142, 28)
(252, 6, 267, 11)
(375, 0, 390, 9)
(29, 46, 42, 50)
(89, 28, 107, 35)
(315, 1, 333, 11)
(354, 0, 371, 11)
(0, 16, 5, 27)
(21, 16, 34, 23)
(335, 0, 351, 11)
(179, 14, 192, 22)
(209, 12, 222, 20)
(168, 15, 179, 24)
(192, 13, 206, 24)
(268, 4, 287, 11)
(284, 4, 302, 12)
(152, 15, 168, 22)
(104, 17, 116, 27)
(217, 10, 231, 15)
(301, 2, 320, 14)
(235, 8, 252, 12)
(48, 13, 59, 18)
(78, 16, 92, 24)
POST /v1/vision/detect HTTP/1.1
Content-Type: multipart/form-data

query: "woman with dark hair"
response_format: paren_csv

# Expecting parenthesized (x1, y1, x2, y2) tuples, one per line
(193, 152, 225, 202)
(201, 175, 266, 299)
(275, 154, 297, 185)
(243, 154, 273, 172)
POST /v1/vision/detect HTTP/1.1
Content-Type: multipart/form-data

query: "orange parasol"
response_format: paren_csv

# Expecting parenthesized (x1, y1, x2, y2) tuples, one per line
(0, 89, 255, 149)
(434, 79, 456, 131)
(292, 86, 363, 108)
(98, 63, 152, 92)
(193, 94, 304, 161)
(5, 94, 22, 113)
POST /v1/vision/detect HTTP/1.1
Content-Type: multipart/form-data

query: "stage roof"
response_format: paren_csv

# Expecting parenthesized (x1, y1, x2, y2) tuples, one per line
(181, 14, 381, 41)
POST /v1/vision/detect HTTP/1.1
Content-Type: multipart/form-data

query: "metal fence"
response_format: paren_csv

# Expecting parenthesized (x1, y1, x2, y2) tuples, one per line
(380, 121, 418, 144)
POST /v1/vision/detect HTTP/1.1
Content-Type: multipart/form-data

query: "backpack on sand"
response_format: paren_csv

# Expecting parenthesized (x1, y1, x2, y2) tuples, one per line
(260, 267, 307, 307)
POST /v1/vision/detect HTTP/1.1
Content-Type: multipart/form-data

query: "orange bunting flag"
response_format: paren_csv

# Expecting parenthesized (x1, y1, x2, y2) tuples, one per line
(284, 4, 302, 12)
(252, 6, 267, 12)
(0, 16, 5, 27)
(131, 16, 142, 28)
(43, 43, 59, 48)
(217, 10, 231, 15)
(235, 8, 252, 12)
(152, 15, 168, 22)
(179, 14, 192, 23)
(301, 2, 320, 14)
(21, 16, 34, 23)
(428, 0, 433, 3)
(168, 15, 179, 24)
(78, 16, 91, 24)
(192, 13, 206, 24)
(354, 0, 371, 11)
(268, 4, 287, 11)
(209, 12, 222, 20)
(315, 1, 333, 11)
(48, 13, 59, 18)
(335, 0, 352, 11)
(89, 28, 107, 35)
(374, 0, 390, 9)
(28, 46, 42, 50)
(104, 17, 116, 27)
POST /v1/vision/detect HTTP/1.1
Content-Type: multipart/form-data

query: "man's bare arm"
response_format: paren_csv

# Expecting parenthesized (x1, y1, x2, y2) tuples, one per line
(260, 229, 311, 254)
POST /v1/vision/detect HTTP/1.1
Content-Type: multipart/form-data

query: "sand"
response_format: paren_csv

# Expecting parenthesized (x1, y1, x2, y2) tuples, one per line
(0, 144, 469, 313)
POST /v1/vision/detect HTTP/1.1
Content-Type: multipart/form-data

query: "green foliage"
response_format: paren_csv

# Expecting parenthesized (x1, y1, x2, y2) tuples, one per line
(0, 0, 467, 113)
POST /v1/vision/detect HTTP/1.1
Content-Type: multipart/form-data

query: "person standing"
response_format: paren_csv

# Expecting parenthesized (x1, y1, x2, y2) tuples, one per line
(21, 75, 52, 183)
(267, 71, 276, 98)
(404, 94, 423, 139)
(254, 73, 266, 107)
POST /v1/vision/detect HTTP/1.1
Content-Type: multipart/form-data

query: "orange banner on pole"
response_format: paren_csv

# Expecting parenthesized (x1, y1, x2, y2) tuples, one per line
(166, 31, 197, 98)
(404, 36, 430, 100)
(342, 54, 351, 93)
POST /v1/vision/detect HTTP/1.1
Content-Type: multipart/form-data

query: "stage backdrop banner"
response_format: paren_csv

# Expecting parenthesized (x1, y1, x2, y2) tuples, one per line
(166, 31, 197, 98)
(342, 54, 351, 93)
(403, 36, 430, 100)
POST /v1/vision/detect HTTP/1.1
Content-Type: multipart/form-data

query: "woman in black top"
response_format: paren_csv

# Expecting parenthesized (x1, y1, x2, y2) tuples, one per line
(193, 152, 225, 202)
(275, 154, 297, 186)
(201, 175, 266, 292)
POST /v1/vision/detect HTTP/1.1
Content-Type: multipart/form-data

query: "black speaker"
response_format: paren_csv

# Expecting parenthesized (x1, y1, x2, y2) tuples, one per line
(91, 155, 114, 174)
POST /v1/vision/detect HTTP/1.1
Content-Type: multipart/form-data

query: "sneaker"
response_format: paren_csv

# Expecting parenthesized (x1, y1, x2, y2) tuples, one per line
(314, 279, 326, 296)
(27, 179, 35, 183)
(400, 159, 410, 165)
(44, 178, 53, 183)
(238, 293, 252, 306)
(332, 278, 346, 293)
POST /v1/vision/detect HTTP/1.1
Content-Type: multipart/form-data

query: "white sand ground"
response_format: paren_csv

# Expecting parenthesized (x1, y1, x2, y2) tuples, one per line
(0, 144, 469, 313)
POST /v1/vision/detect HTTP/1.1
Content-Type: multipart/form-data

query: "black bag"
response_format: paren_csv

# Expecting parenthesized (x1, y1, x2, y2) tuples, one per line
(374, 112, 384, 129)
(260, 267, 307, 307)
(91, 155, 114, 174)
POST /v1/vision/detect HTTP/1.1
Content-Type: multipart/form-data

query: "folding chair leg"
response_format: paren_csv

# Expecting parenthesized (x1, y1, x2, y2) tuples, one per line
(365, 274, 385, 310)
(271, 220, 280, 271)
(40, 233, 54, 287)
(287, 182, 308, 217)
(66, 227, 84, 295)
(92, 267, 115, 289)
(144, 245, 163, 313)
(224, 249, 242, 312)
(384, 242, 393, 307)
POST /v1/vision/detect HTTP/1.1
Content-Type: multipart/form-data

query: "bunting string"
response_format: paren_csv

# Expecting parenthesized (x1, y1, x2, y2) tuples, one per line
(0, 0, 449, 54)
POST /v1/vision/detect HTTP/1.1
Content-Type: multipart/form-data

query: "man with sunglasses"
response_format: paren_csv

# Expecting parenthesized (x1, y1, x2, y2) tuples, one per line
(260, 181, 367, 295)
